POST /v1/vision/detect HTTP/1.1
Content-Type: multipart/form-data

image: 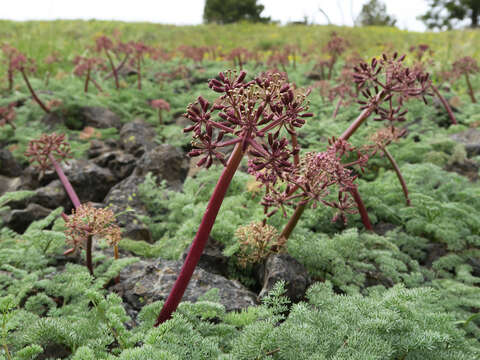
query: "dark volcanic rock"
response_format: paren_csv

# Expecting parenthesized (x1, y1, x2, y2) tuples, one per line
(29, 180, 68, 210)
(120, 118, 157, 157)
(134, 144, 189, 191)
(0, 175, 22, 196)
(114, 259, 257, 312)
(257, 253, 310, 303)
(62, 159, 117, 204)
(104, 175, 152, 242)
(450, 129, 480, 157)
(92, 150, 136, 182)
(181, 237, 228, 276)
(42, 106, 122, 130)
(87, 139, 117, 159)
(81, 106, 123, 130)
(445, 158, 479, 181)
(0, 149, 22, 177)
(4, 203, 51, 233)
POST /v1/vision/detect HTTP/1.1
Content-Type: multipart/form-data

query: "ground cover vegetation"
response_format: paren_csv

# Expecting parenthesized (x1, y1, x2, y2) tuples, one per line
(0, 20, 479, 359)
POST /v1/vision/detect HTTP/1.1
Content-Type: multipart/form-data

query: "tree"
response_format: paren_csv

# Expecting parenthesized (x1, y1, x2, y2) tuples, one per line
(420, 0, 480, 29)
(356, 0, 397, 27)
(203, 0, 270, 24)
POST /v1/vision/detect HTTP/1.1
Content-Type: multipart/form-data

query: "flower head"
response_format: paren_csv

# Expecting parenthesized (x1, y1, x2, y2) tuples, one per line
(24, 133, 71, 174)
(63, 203, 121, 252)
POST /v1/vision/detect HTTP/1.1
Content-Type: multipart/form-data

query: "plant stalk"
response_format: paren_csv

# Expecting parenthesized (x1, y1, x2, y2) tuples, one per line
(349, 186, 373, 231)
(465, 73, 477, 103)
(86, 235, 93, 275)
(279, 203, 306, 240)
(340, 90, 385, 141)
(155, 143, 245, 325)
(383, 147, 411, 206)
(49, 154, 81, 208)
(20, 69, 50, 114)
(430, 84, 457, 125)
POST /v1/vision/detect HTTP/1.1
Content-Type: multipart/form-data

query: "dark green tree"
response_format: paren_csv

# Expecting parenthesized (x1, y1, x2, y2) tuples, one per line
(420, 0, 480, 29)
(356, 0, 397, 27)
(203, 0, 270, 24)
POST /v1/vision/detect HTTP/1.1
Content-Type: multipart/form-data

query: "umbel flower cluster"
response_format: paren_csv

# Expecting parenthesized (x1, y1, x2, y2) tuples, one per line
(63, 203, 121, 253)
(24, 133, 71, 175)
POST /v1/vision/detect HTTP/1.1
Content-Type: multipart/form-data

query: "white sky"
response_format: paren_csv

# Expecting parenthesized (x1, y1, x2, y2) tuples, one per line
(1, 0, 429, 31)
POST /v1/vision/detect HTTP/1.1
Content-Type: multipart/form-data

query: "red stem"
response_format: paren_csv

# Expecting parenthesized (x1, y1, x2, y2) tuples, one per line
(154, 143, 245, 325)
(291, 133, 300, 167)
(84, 67, 91, 93)
(105, 50, 119, 89)
(86, 235, 93, 275)
(332, 98, 342, 118)
(465, 73, 477, 103)
(430, 84, 457, 125)
(49, 154, 81, 208)
(90, 78, 103, 93)
(349, 186, 373, 231)
(137, 56, 142, 90)
(20, 69, 50, 114)
(279, 203, 306, 240)
(340, 90, 385, 141)
(383, 147, 411, 206)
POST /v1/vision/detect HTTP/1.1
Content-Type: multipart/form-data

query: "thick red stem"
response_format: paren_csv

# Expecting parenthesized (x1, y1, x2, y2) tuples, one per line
(90, 78, 103, 93)
(20, 69, 50, 114)
(279, 203, 306, 240)
(383, 147, 411, 206)
(49, 154, 81, 209)
(86, 235, 93, 275)
(349, 186, 373, 231)
(154, 144, 245, 325)
(430, 84, 457, 125)
(340, 90, 385, 141)
(137, 57, 142, 90)
(291, 133, 300, 167)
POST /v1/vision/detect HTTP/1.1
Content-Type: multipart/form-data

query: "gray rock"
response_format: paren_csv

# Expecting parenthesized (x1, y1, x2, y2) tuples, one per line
(450, 129, 480, 157)
(4, 203, 52, 233)
(0, 175, 22, 196)
(445, 158, 479, 181)
(62, 159, 117, 204)
(113, 259, 257, 312)
(104, 175, 152, 242)
(134, 144, 189, 191)
(93, 150, 136, 182)
(181, 237, 228, 276)
(257, 253, 310, 303)
(120, 118, 157, 157)
(29, 180, 68, 210)
(0, 149, 22, 177)
(41, 107, 122, 131)
(81, 106, 123, 130)
(87, 139, 117, 159)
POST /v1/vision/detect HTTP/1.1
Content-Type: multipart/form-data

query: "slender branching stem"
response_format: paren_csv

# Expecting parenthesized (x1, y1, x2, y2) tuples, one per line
(104, 54, 129, 81)
(20, 69, 50, 114)
(291, 133, 300, 166)
(465, 73, 477, 103)
(86, 235, 93, 276)
(383, 147, 411, 206)
(340, 90, 385, 141)
(349, 186, 373, 231)
(333, 98, 342, 118)
(90, 78, 103, 93)
(49, 154, 81, 208)
(137, 57, 142, 90)
(430, 84, 457, 125)
(105, 50, 119, 89)
(155, 143, 245, 325)
(279, 203, 306, 241)
(84, 66, 91, 93)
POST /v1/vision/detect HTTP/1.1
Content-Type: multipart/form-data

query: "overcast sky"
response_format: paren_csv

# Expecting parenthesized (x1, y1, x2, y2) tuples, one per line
(1, 0, 429, 31)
